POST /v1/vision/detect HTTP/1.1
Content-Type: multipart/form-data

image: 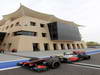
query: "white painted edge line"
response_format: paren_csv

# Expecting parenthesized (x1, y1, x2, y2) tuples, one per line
(75, 63, 100, 67)
(0, 58, 29, 63)
(69, 64, 100, 70)
(0, 66, 21, 71)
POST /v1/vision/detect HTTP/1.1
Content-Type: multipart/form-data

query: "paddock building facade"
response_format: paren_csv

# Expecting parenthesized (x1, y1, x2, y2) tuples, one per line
(0, 5, 87, 52)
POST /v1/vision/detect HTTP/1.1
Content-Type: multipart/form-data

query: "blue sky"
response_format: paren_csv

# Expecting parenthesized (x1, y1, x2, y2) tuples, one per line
(0, 0, 100, 42)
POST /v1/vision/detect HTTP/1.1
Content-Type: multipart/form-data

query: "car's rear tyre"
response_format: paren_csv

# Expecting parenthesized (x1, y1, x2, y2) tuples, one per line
(51, 62, 60, 69)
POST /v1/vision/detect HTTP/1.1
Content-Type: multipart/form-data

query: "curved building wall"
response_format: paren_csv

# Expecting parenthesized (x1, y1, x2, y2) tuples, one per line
(0, 16, 87, 51)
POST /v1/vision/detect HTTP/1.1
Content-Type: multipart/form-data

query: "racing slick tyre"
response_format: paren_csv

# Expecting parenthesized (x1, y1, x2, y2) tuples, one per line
(45, 56, 61, 69)
(51, 61, 61, 69)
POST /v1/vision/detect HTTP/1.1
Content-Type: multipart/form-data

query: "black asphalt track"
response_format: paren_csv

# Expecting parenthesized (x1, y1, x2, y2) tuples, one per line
(80, 53, 100, 65)
(0, 63, 100, 75)
(1, 53, 100, 75)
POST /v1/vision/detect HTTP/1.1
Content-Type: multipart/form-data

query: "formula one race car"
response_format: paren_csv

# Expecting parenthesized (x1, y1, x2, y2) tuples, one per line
(58, 54, 80, 63)
(72, 50, 91, 60)
(17, 56, 61, 72)
(17, 50, 91, 72)
(57, 50, 91, 63)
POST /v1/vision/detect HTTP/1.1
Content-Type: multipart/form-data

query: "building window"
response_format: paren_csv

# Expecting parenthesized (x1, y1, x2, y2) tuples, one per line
(33, 43, 40, 51)
(77, 44, 80, 49)
(42, 33, 46, 37)
(53, 43, 58, 50)
(16, 22, 20, 26)
(72, 44, 76, 49)
(30, 21, 36, 26)
(11, 24, 14, 28)
(44, 43, 49, 51)
(14, 31, 34, 36)
(40, 24, 45, 27)
(61, 44, 65, 50)
(67, 44, 71, 49)
(33, 32, 37, 36)
(6, 26, 9, 30)
(8, 43, 12, 50)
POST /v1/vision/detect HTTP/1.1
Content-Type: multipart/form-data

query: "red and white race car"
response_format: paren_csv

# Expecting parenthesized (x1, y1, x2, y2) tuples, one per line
(58, 50, 91, 63)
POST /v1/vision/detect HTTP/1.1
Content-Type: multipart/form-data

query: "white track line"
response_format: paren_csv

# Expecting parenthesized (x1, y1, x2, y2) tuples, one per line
(74, 63, 100, 68)
(69, 63, 100, 70)
(0, 66, 21, 71)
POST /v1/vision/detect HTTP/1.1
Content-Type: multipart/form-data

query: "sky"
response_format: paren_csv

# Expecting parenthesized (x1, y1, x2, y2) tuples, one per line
(0, 0, 99, 42)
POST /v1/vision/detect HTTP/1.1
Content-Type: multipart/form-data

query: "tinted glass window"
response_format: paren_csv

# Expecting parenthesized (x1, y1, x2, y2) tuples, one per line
(14, 31, 34, 36)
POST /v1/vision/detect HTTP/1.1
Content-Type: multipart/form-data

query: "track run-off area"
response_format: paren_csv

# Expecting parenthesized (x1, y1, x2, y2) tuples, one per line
(1, 49, 100, 71)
